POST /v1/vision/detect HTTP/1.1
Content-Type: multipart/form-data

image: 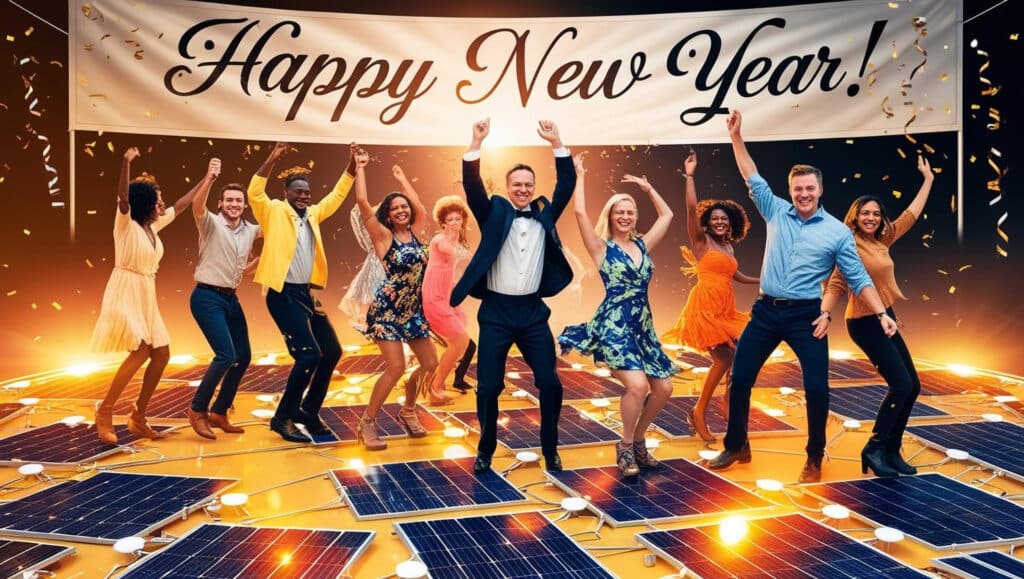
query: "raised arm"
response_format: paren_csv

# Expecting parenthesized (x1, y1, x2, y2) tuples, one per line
(906, 154, 934, 219)
(623, 173, 673, 251)
(537, 119, 576, 220)
(173, 157, 220, 217)
(682, 150, 704, 251)
(312, 143, 359, 222)
(727, 109, 758, 181)
(192, 158, 222, 223)
(392, 165, 429, 238)
(571, 154, 605, 267)
(462, 118, 491, 221)
(118, 147, 140, 214)
(248, 142, 289, 225)
(256, 142, 289, 179)
(352, 148, 392, 258)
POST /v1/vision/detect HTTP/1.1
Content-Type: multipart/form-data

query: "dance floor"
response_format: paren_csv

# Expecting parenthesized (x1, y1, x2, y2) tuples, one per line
(0, 347, 1022, 577)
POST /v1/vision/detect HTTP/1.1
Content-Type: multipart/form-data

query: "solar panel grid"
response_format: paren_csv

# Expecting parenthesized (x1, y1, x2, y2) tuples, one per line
(330, 457, 526, 520)
(310, 404, 443, 445)
(752, 361, 806, 388)
(0, 539, 75, 579)
(653, 396, 796, 438)
(164, 364, 288, 394)
(547, 458, 771, 527)
(119, 523, 374, 579)
(0, 422, 174, 466)
(509, 369, 623, 401)
(0, 472, 236, 543)
(0, 403, 27, 425)
(334, 354, 388, 375)
(449, 407, 620, 450)
(917, 369, 1009, 397)
(638, 514, 929, 578)
(828, 358, 881, 380)
(112, 386, 195, 419)
(395, 511, 615, 579)
(906, 421, 1024, 482)
(7, 373, 142, 401)
(829, 385, 948, 421)
(671, 350, 713, 368)
(804, 473, 1024, 549)
(933, 550, 1024, 579)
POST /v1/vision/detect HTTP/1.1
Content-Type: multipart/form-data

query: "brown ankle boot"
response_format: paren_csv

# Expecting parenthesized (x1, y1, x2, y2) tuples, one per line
(186, 408, 217, 440)
(127, 409, 161, 439)
(209, 412, 244, 434)
(358, 415, 387, 451)
(397, 406, 428, 437)
(95, 405, 118, 445)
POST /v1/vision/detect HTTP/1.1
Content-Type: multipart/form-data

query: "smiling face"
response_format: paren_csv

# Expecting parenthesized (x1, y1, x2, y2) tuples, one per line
(387, 195, 412, 228)
(218, 188, 246, 220)
(854, 200, 883, 236)
(609, 199, 637, 236)
(442, 209, 464, 233)
(506, 168, 536, 209)
(707, 208, 731, 240)
(285, 179, 311, 212)
(788, 173, 822, 220)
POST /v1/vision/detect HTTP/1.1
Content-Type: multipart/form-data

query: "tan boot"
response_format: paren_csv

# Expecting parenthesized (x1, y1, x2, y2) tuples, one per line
(185, 408, 217, 440)
(397, 406, 428, 438)
(127, 408, 161, 439)
(95, 404, 118, 445)
(357, 415, 387, 451)
(209, 412, 245, 434)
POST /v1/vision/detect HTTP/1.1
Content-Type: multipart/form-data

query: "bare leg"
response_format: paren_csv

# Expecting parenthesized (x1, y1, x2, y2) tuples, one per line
(430, 331, 468, 398)
(614, 369, 651, 445)
(691, 344, 734, 441)
(405, 337, 439, 406)
(633, 376, 674, 441)
(366, 341, 406, 418)
(100, 345, 151, 408)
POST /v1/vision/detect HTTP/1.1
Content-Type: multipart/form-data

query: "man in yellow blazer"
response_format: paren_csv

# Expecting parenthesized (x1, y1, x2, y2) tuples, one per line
(247, 142, 365, 442)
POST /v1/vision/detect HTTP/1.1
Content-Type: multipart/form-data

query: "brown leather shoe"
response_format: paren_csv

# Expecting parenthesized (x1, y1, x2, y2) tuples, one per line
(797, 456, 823, 484)
(95, 404, 118, 445)
(209, 412, 244, 434)
(127, 410, 162, 439)
(186, 408, 217, 440)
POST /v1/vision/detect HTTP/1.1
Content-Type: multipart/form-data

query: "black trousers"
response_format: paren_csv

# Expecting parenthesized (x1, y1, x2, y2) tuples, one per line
(475, 292, 562, 458)
(847, 306, 921, 445)
(724, 298, 830, 458)
(265, 283, 342, 421)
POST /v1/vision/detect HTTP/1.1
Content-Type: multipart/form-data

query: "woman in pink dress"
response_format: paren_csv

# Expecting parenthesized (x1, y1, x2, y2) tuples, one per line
(423, 195, 474, 399)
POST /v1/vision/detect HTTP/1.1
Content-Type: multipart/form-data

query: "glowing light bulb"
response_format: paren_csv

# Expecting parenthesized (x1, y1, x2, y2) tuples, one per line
(718, 516, 748, 545)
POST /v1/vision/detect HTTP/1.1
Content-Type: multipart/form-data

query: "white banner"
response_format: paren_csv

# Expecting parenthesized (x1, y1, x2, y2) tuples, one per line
(69, 0, 960, 145)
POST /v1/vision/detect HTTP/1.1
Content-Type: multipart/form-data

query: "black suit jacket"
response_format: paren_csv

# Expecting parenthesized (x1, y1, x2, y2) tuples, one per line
(450, 155, 577, 306)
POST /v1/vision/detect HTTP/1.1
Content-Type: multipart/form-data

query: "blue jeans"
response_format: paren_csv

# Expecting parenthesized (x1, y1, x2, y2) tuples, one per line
(724, 297, 829, 457)
(189, 286, 251, 414)
(265, 283, 342, 421)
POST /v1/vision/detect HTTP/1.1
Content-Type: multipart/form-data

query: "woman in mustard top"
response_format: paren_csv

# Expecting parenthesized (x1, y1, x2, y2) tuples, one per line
(820, 154, 934, 478)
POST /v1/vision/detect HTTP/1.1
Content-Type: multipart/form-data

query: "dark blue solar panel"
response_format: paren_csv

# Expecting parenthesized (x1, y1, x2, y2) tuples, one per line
(828, 358, 881, 380)
(547, 458, 771, 527)
(0, 472, 236, 543)
(449, 407, 619, 450)
(638, 514, 928, 578)
(509, 369, 622, 401)
(907, 421, 1024, 482)
(396, 511, 614, 578)
(934, 550, 1024, 578)
(916, 369, 1008, 397)
(113, 386, 195, 419)
(0, 539, 76, 578)
(120, 523, 374, 578)
(330, 457, 526, 520)
(309, 403, 444, 445)
(804, 473, 1024, 549)
(829, 385, 947, 421)
(166, 363, 289, 393)
(653, 396, 796, 439)
(0, 422, 174, 466)
(753, 360, 805, 388)
(464, 356, 572, 385)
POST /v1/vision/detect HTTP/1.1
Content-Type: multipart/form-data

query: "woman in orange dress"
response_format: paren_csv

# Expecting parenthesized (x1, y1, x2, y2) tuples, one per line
(663, 150, 758, 442)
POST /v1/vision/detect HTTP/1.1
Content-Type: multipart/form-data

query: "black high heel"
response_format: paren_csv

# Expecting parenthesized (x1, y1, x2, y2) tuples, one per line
(861, 438, 899, 478)
(885, 445, 917, 475)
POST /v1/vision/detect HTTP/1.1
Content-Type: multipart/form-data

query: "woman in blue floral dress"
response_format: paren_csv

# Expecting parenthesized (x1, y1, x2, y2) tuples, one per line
(559, 154, 676, 477)
(354, 161, 443, 451)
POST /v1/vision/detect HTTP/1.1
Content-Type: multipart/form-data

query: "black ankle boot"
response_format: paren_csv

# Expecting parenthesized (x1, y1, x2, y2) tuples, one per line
(885, 443, 917, 475)
(861, 438, 899, 478)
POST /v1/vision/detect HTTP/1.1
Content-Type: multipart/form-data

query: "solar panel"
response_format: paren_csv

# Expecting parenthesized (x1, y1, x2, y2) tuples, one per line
(803, 473, 1024, 549)
(828, 385, 948, 422)
(463, 355, 571, 384)
(547, 458, 772, 527)
(671, 350, 713, 368)
(509, 369, 623, 401)
(917, 369, 1008, 397)
(0, 422, 174, 467)
(307, 403, 444, 445)
(0, 472, 236, 544)
(0, 539, 76, 578)
(652, 396, 797, 439)
(113, 386, 195, 419)
(449, 407, 620, 451)
(330, 457, 527, 520)
(933, 550, 1024, 579)
(334, 354, 388, 375)
(4, 372, 143, 401)
(907, 421, 1024, 482)
(0, 402, 28, 425)
(395, 511, 615, 579)
(166, 364, 290, 394)
(828, 357, 881, 380)
(638, 513, 929, 578)
(753, 361, 806, 388)
(119, 523, 374, 579)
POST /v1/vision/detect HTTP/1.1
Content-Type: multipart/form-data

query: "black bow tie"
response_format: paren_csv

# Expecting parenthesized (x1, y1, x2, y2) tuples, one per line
(514, 209, 537, 220)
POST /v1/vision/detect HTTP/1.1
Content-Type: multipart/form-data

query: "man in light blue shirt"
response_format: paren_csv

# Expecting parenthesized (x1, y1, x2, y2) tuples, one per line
(708, 110, 898, 483)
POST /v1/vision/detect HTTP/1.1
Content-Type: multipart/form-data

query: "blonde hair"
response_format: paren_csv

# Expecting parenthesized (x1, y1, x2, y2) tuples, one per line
(432, 194, 470, 248)
(594, 193, 638, 241)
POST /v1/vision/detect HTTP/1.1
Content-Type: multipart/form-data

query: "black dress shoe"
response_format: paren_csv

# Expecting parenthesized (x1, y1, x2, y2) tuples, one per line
(473, 454, 492, 474)
(452, 380, 471, 393)
(295, 409, 331, 435)
(544, 452, 563, 472)
(705, 442, 751, 471)
(798, 455, 824, 484)
(270, 417, 311, 443)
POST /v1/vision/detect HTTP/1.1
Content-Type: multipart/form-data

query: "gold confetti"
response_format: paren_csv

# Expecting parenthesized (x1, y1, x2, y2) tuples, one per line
(845, 139, 855, 144)
(853, 173, 862, 179)
(51, 302, 62, 311)
(923, 143, 936, 154)
(22, 229, 30, 236)
(937, 269, 948, 275)
(882, 175, 890, 181)
(5, 35, 14, 42)
(896, 148, 907, 159)
(85, 259, 94, 268)
(887, 1, 898, 7)
(939, 72, 948, 81)
(958, 265, 973, 272)
(24, 27, 34, 36)
(969, 154, 977, 163)
(948, 286, 956, 294)
(892, 190, 902, 199)
(921, 294, 930, 301)
(1011, 33, 1019, 41)
(107, 141, 114, 152)
(30, 303, 37, 310)
(5, 290, 15, 297)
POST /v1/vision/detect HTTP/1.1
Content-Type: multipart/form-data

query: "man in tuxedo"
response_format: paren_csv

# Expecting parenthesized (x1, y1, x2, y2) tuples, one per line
(451, 118, 576, 473)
